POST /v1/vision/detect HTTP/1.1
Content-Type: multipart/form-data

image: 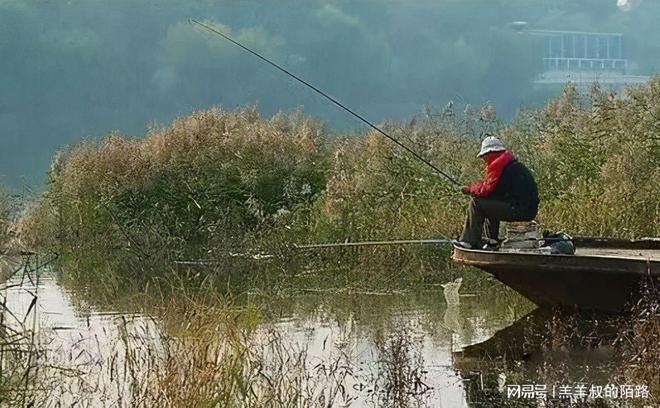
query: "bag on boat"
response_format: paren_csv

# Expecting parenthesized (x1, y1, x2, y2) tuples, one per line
(539, 231, 575, 255)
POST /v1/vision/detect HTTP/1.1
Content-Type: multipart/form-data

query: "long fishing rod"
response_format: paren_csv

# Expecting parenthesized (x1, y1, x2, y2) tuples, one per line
(190, 19, 461, 187)
(294, 239, 451, 249)
(174, 239, 452, 265)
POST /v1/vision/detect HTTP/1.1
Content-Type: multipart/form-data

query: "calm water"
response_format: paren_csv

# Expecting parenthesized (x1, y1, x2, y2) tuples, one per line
(1, 261, 627, 407)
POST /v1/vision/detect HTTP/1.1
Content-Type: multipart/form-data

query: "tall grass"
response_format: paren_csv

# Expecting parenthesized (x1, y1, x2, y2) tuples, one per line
(21, 79, 660, 291)
(23, 107, 329, 290)
(614, 278, 660, 406)
(296, 80, 659, 243)
(0, 188, 15, 254)
(0, 255, 51, 406)
(502, 81, 660, 238)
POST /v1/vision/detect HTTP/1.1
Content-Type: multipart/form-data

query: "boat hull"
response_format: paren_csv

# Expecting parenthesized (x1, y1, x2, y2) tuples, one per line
(452, 244, 659, 312)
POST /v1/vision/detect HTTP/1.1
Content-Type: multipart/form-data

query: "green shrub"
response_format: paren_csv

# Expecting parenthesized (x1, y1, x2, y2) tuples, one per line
(28, 107, 329, 285)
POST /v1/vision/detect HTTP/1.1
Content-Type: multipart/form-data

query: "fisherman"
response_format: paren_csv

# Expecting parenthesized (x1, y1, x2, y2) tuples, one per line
(455, 136, 539, 250)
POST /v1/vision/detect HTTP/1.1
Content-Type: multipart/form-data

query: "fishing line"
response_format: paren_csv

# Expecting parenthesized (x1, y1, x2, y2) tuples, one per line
(190, 19, 461, 187)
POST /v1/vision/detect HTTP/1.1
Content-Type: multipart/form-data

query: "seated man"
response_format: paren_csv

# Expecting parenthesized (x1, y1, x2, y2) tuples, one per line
(456, 136, 539, 249)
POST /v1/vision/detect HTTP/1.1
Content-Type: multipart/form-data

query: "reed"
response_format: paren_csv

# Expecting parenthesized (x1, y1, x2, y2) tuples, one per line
(502, 81, 660, 238)
(20, 79, 659, 296)
(22, 107, 328, 290)
(613, 278, 660, 406)
(0, 255, 50, 406)
(300, 80, 659, 245)
(2, 275, 442, 407)
(279, 80, 659, 291)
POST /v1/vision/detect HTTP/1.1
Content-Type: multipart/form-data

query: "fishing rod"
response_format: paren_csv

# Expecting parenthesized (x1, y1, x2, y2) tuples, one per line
(190, 19, 461, 187)
(174, 239, 451, 265)
(294, 239, 451, 249)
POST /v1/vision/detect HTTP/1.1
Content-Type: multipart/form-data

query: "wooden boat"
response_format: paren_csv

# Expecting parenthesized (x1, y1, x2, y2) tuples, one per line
(452, 237, 660, 312)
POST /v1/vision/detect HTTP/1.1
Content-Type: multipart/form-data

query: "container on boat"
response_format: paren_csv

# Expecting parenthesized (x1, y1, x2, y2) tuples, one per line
(502, 221, 540, 249)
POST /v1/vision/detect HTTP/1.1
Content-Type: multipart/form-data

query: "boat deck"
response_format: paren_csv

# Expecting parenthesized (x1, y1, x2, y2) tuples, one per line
(452, 238, 659, 312)
(575, 247, 659, 260)
(499, 247, 660, 261)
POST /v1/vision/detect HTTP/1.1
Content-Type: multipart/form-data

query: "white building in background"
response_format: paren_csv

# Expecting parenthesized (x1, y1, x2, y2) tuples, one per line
(511, 23, 650, 92)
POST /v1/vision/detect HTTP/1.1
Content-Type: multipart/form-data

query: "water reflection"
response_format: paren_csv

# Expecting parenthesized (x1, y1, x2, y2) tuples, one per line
(1, 261, 560, 406)
(1, 261, 159, 406)
(454, 308, 628, 406)
(242, 285, 535, 406)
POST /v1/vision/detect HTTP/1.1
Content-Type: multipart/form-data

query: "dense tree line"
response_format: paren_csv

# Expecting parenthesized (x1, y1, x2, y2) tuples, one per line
(1, 0, 657, 187)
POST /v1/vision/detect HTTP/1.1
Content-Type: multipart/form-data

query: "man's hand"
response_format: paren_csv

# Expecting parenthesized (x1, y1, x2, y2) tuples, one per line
(461, 186, 471, 195)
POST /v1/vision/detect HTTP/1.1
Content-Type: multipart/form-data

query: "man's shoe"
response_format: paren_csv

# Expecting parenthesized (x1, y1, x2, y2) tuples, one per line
(482, 238, 500, 251)
(452, 240, 473, 249)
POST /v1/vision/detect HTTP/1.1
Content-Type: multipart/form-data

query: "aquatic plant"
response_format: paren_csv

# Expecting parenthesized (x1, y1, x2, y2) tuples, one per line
(5, 278, 457, 407)
(21, 78, 659, 297)
(24, 107, 329, 289)
(613, 278, 660, 406)
(502, 80, 660, 238)
(279, 79, 660, 293)
(0, 188, 16, 254)
(373, 320, 431, 407)
(457, 297, 660, 408)
(293, 78, 659, 257)
(0, 255, 51, 406)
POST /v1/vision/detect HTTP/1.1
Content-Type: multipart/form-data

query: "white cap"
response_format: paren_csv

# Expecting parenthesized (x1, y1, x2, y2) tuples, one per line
(478, 136, 505, 157)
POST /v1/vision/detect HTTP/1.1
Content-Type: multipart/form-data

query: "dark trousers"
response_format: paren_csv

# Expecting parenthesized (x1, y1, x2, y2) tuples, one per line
(460, 197, 533, 247)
